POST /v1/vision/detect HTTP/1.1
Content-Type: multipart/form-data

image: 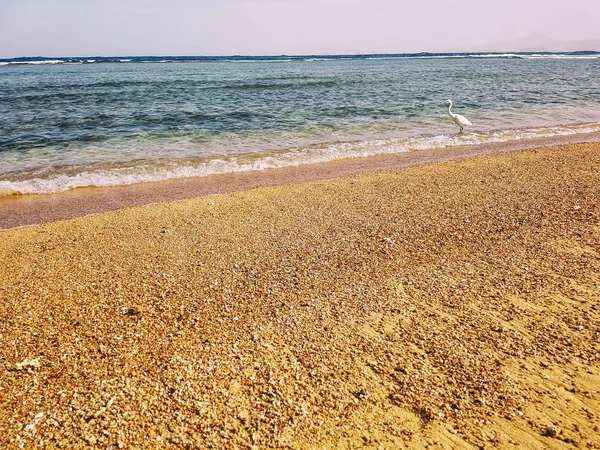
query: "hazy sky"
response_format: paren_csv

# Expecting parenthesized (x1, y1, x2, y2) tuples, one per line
(1, 0, 599, 57)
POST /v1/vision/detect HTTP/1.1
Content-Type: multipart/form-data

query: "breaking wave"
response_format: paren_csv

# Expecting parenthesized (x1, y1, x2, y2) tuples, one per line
(1, 123, 598, 196)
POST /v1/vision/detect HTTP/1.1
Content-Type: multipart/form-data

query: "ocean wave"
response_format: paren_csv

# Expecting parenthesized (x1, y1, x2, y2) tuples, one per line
(370, 54, 523, 60)
(3, 59, 64, 65)
(2, 123, 599, 196)
(223, 59, 294, 63)
(520, 54, 600, 60)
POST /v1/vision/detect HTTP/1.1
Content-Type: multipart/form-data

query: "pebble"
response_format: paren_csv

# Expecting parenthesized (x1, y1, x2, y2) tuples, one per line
(15, 358, 40, 371)
(543, 424, 561, 438)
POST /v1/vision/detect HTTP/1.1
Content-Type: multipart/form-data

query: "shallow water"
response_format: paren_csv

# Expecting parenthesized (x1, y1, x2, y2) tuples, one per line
(1, 54, 599, 195)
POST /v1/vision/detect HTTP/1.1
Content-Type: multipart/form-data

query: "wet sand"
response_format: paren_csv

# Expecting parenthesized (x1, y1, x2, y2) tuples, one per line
(0, 141, 599, 448)
(2, 131, 600, 231)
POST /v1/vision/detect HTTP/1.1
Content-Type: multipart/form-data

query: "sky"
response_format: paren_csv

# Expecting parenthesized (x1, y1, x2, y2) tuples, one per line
(1, 0, 599, 57)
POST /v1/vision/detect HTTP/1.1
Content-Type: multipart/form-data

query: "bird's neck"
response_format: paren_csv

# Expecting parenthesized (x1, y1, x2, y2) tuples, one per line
(448, 104, 455, 118)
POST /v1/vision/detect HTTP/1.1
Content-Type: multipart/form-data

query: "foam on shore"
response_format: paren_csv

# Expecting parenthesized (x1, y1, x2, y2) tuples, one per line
(2, 123, 599, 197)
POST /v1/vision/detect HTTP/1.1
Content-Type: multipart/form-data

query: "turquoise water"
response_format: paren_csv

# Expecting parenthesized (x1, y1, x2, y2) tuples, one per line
(1, 54, 600, 195)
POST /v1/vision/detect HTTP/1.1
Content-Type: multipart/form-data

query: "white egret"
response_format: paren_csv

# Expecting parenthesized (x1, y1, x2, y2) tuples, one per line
(445, 99, 472, 133)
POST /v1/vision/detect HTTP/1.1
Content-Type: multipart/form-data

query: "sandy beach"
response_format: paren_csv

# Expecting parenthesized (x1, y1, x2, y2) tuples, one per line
(1, 140, 599, 448)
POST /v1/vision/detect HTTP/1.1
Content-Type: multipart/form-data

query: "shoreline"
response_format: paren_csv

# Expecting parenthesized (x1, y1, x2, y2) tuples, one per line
(2, 130, 600, 231)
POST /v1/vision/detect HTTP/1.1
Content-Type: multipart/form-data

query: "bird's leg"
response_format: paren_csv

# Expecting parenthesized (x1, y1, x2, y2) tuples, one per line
(459, 126, 463, 133)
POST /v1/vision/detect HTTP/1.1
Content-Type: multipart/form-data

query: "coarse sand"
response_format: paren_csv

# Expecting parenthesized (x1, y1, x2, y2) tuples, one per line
(1, 142, 599, 448)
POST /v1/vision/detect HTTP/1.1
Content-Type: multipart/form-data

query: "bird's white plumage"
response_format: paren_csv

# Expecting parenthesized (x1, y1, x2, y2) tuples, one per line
(445, 99, 471, 132)
(453, 113, 472, 127)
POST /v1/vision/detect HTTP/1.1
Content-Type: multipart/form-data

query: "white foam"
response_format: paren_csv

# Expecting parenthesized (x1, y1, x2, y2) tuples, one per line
(521, 54, 599, 60)
(224, 59, 294, 63)
(416, 54, 520, 59)
(1, 123, 599, 197)
(9, 60, 64, 65)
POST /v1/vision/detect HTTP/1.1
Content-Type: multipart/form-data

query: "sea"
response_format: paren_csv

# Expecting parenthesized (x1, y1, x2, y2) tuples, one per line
(1, 52, 599, 196)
